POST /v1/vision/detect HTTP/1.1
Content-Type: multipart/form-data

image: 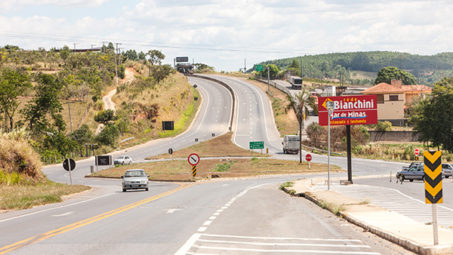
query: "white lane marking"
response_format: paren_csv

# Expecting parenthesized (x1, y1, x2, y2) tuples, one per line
(167, 209, 181, 214)
(198, 227, 207, 232)
(175, 233, 202, 255)
(213, 212, 220, 216)
(197, 239, 370, 248)
(51, 211, 73, 217)
(191, 245, 380, 254)
(201, 234, 362, 242)
(0, 193, 112, 223)
(208, 216, 216, 220)
(203, 220, 212, 226)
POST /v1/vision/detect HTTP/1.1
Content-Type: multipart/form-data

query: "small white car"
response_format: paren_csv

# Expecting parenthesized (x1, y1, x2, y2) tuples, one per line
(114, 155, 133, 165)
(122, 169, 149, 192)
(443, 163, 453, 178)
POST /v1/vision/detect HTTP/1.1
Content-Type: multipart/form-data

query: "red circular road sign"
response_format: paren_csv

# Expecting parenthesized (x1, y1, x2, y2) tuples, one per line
(187, 153, 200, 166)
(305, 154, 312, 162)
(415, 148, 420, 156)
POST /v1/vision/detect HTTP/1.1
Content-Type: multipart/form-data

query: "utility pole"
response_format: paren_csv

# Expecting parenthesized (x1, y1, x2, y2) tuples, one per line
(73, 43, 76, 53)
(115, 43, 121, 86)
(68, 102, 73, 133)
(244, 58, 247, 73)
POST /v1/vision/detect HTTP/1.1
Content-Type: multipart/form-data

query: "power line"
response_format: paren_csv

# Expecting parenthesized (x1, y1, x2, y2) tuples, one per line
(0, 32, 311, 55)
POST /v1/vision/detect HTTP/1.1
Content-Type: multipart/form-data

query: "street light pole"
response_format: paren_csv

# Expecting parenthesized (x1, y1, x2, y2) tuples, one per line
(267, 66, 270, 93)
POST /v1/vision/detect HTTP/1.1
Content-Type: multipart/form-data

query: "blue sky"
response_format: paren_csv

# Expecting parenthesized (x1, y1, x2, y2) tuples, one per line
(1, 0, 453, 71)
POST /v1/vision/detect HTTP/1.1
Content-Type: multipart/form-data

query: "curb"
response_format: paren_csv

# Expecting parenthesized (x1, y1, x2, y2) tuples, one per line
(298, 190, 453, 255)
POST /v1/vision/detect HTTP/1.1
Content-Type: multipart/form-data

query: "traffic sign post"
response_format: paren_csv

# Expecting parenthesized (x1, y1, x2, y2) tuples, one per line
(249, 141, 264, 149)
(255, 64, 264, 72)
(168, 148, 173, 160)
(188, 153, 200, 177)
(424, 150, 442, 245)
(306, 154, 312, 169)
(62, 158, 76, 185)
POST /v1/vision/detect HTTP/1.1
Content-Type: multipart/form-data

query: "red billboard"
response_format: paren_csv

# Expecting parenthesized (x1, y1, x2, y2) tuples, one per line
(318, 95, 377, 126)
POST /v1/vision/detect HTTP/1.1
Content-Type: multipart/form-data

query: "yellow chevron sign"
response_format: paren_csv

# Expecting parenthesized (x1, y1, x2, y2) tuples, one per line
(424, 151, 443, 204)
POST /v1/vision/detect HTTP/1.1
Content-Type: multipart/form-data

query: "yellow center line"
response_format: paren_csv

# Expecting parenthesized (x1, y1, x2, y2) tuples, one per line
(0, 183, 191, 254)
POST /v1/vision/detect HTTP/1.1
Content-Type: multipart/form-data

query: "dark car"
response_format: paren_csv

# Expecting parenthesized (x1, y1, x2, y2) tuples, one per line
(396, 164, 425, 183)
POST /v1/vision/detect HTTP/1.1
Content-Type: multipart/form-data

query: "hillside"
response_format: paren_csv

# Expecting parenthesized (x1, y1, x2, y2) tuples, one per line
(260, 51, 453, 85)
(0, 44, 197, 163)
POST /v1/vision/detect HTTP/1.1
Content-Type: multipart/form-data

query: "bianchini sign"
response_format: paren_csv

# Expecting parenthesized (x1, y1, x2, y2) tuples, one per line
(318, 95, 378, 126)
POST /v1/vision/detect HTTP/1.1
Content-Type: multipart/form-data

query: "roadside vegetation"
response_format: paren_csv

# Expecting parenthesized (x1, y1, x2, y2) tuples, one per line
(0, 129, 89, 210)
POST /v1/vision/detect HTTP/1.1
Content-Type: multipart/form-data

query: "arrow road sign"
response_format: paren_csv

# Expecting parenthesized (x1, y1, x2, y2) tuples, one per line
(424, 151, 443, 204)
(187, 153, 200, 166)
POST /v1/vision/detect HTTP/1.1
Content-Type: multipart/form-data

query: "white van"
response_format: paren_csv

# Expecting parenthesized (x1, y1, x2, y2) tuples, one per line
(282, 135, 300, 154)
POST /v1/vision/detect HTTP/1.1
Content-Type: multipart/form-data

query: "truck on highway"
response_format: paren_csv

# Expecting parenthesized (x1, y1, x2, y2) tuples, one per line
(282, 135, 300, 154)
(288, 76, 303, 89)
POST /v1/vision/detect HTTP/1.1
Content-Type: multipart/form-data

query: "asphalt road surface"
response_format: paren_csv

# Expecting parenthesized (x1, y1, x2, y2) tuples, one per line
(0, 75, 417, 255)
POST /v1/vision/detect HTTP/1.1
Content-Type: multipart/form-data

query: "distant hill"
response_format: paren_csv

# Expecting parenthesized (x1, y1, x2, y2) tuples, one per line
(260, 51, 453, 85)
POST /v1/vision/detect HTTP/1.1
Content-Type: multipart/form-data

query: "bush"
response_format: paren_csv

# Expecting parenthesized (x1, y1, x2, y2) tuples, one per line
(375, 121, 392, 131)
(0, 129, 43, 180)
(95, 124, 120, 146)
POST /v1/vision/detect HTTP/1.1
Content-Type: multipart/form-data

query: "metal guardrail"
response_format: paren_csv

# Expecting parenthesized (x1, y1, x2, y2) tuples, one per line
(257, 79, 292, 98)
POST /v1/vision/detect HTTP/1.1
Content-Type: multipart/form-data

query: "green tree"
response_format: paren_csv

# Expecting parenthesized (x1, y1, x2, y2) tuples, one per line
(287, 89, 316, 163)
(0, 68, 31, 131)
(95, 124, 120, 146)
(22, 73, 65, 134)
(409, 77, 453, 152)
(59, 45, 71, 61)
(147, 50, 165, 66)
(69, 124, 93, 145)
(375, 66, 416, 85)
(94, 109, 117, 125)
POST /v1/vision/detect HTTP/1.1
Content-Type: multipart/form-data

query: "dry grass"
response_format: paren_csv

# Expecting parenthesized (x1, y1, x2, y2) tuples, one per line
(0, 130, 43, 179)
(112, 72, 201, 148)
(0, 181, 90, 210)
(61, 100, 92, 131)
(146, 132, 267, 160)
(91, 157, 341, 181)
(238, 78, 299, 136)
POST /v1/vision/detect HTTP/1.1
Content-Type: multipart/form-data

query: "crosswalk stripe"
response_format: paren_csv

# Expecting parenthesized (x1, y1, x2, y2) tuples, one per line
(197, 239, 371, 248)
(191, 245, 381, 254)
(200, 234, 362, 243)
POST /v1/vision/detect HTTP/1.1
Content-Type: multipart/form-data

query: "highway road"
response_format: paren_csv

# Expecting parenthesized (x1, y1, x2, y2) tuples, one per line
(0, 75, 416, 254)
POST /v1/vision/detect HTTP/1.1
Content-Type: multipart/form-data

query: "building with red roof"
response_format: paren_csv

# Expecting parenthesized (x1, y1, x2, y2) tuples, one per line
(362, 80, 432, 126)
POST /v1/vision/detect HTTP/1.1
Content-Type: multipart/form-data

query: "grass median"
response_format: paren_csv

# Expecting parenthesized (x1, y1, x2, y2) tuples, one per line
(146, 132, 268, 159)
(90, 157, 342, 181)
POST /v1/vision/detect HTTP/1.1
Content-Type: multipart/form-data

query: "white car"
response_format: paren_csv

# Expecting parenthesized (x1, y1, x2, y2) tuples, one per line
(443, 164, 453, 178)
(122, 169, 149, 192)
(114, 155, 133, 165)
